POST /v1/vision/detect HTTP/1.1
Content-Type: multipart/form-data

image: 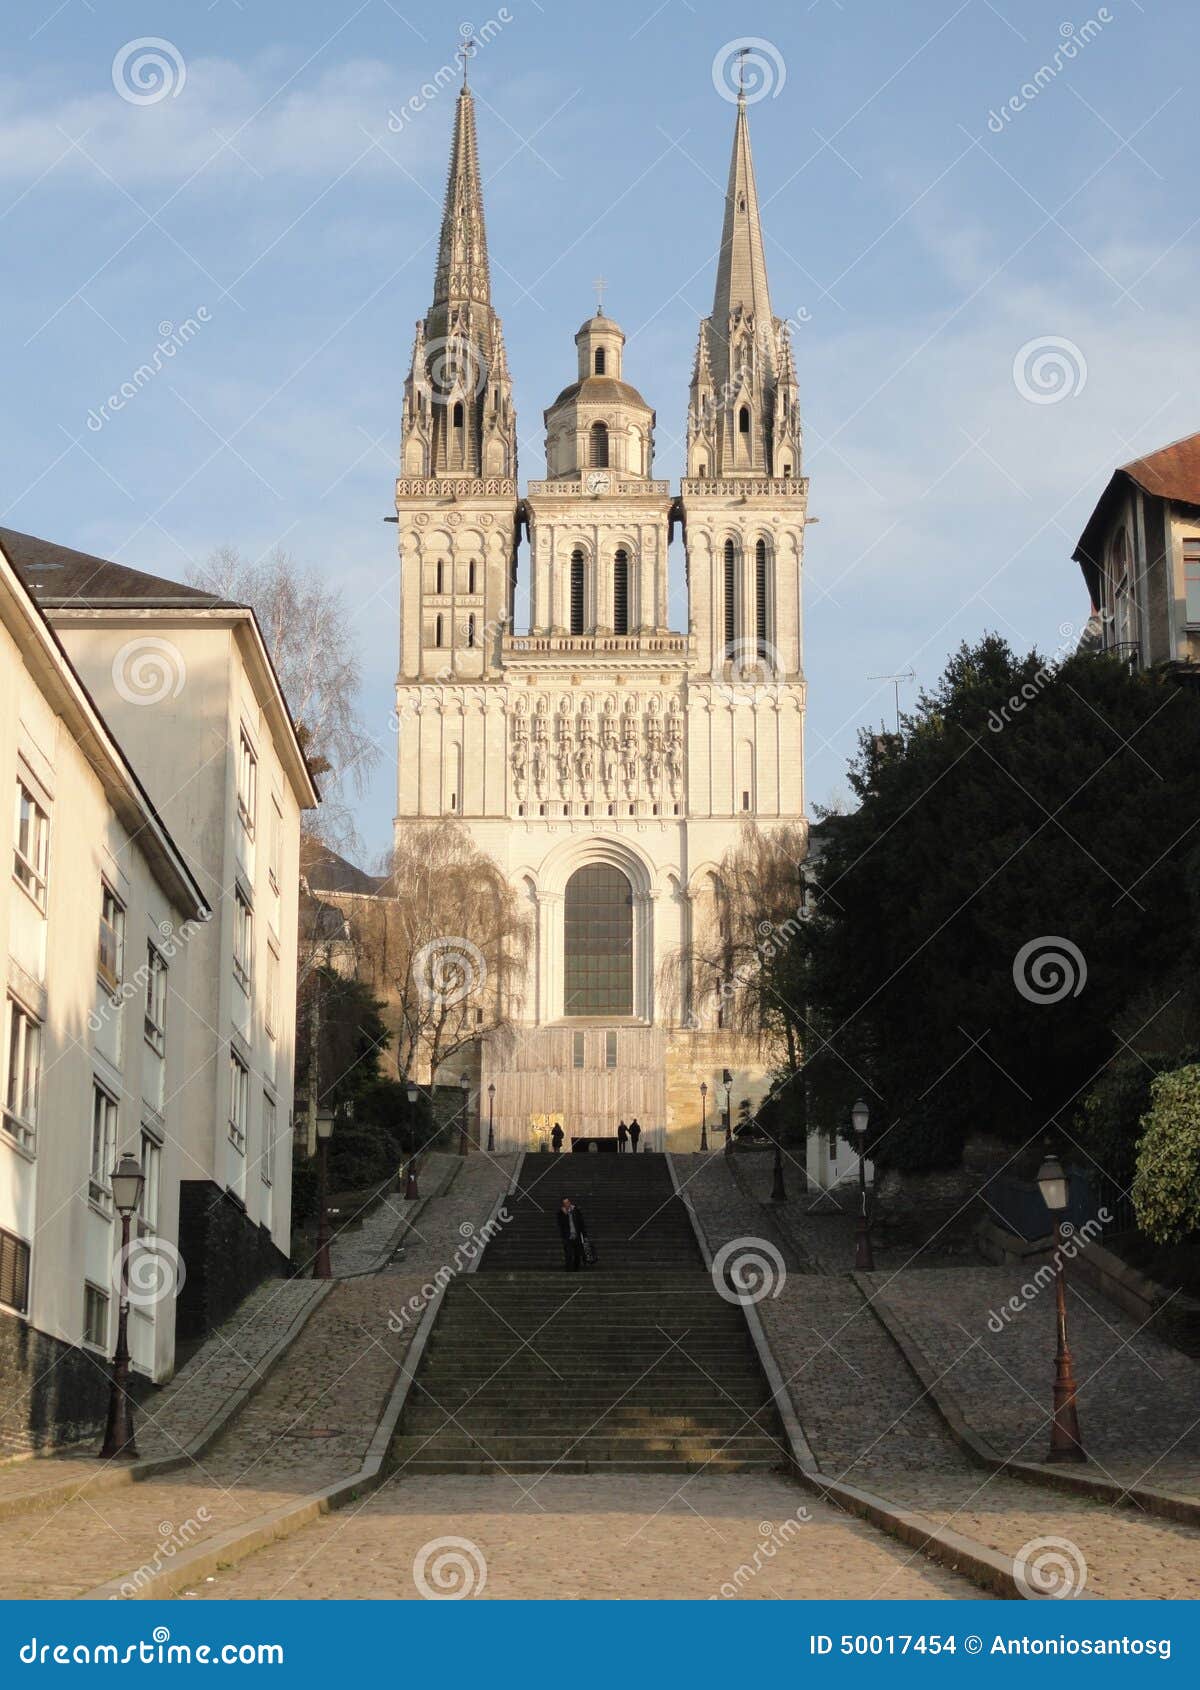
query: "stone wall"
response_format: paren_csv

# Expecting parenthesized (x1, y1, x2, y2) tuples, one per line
(177, 1181, 291, 1344)
(0, 1310, 151, 1457)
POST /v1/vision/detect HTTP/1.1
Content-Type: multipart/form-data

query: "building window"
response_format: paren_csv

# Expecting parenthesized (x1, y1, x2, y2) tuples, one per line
(467, 613, 477, 648)
(89, 1082, 118, 1207)
(234, 890, 253, 995)
(266, 941, 280, 1041)
(436, 559, 445, 594)
(144, 945, 167, 1057)
(742, 790, 751, 811)
(3, 999, 41, 1149)
(605, 1029, 617, 1069)
(452, 400, 464, 429)
(828, 1128, 838, 1159)
(564, 863, 633, 1017)
(570, 550, 585, 636)
(613, 549, 629, 636)
(723, 539, 736, 654)
(738, 406, 750, 434)
(435, 613, 444, 647)
(594, 348, 606, 375)
(98, 884, 125, 993)
(697, 462, 707, 478)
(572, 1030, 585, 1069)
(13, 780, 49, 908)
(139, 1132, 162, 1234)
(755, 538, 769, 658)
(468, 559, 478, 594)
(269, 799, 283, 895)
(238, 732, 257, 838)
(228, 1052, 249, 1152)
(0, 1228, 30, 1315)
(83, 1282, 109, 1350)
(262, 1091, 276, 1185)
(1185, 538, 1200, 625)
(589, 422, 609, 468)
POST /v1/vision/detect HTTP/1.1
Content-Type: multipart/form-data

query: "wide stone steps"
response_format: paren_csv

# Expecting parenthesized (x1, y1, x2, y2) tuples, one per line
(389, 1158, 786, 1474)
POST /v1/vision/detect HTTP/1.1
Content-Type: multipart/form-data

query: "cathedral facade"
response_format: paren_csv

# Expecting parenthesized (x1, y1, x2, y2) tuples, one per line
(394, 75, 808, 1148)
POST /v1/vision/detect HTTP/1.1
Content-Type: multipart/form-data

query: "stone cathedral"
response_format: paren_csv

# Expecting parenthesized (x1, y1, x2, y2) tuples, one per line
(394, 75, 808, 1149)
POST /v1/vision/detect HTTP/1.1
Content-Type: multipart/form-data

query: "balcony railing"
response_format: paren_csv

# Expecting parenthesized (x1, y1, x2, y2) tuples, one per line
(526, 478, 671, 497)
(503, 632, 691, 657)
(679, 477, 807, 497)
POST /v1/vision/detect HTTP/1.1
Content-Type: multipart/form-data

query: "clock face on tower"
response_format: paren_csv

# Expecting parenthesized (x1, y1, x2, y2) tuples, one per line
(585, 470, 612, 495)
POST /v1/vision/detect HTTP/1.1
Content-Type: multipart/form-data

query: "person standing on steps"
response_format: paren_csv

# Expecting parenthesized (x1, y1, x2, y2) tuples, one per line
(629, 1118, 641, 1154)
(557, 1196, 588, 1270)
(617, 1120, 628, 1154)
(551, 1122, 564, 1154)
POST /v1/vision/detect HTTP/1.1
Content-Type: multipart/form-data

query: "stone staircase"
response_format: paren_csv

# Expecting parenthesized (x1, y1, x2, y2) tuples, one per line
(390, 1152, 789, 1475)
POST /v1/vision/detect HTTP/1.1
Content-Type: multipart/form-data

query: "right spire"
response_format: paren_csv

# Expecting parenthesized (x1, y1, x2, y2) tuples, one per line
(687, 92, 800, 482)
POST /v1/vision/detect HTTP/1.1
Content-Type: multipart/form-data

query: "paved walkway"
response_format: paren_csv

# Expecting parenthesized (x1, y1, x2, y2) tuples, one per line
(0, 1154, 517, 1599)
(183, 1472, 984, 1600)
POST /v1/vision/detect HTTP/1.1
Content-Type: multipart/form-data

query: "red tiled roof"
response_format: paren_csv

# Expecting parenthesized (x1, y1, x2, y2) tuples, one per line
(1119, 430, 1200, 505)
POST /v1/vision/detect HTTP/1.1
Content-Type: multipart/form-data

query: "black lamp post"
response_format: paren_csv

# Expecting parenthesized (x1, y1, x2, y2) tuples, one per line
(487, 1081, 496, 1153)
(313, 1107, 334, 1279)
(851, 1098, 874, 1271)
(100, 1153, 145, 1460)
(699, 1081, 708, 1152)
(722, 1072, 733, 1155)
(403, 1082, 421, 1199)
(1037, 1148, 1086, 1464)
(457, 1072, 471, 1155)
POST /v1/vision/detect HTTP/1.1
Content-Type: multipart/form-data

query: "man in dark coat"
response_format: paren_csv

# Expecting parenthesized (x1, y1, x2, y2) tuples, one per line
(556, 1197, 587, 1270)
(617, 1120, 628, 1154)
(628, 1118, 641, 1154)
(550, 1122, 564, 1154)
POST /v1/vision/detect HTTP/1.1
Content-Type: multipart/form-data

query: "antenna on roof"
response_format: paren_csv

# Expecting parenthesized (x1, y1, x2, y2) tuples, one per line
(867, 666, 915, 734)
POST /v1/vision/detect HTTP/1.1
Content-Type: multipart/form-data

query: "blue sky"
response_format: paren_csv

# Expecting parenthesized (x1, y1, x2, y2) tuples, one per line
(2, 0, 1197, 858)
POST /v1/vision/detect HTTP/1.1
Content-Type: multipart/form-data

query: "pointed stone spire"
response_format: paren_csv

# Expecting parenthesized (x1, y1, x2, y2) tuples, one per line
(432, 82, 491, 312)
(711, 91, 772, 330)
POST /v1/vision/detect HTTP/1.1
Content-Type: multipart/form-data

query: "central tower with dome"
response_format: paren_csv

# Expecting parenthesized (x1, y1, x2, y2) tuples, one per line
(393, 72, 808, 1146)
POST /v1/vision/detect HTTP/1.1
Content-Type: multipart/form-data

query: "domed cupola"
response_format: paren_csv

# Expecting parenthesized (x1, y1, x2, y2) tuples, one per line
(543, 307, 656, 482)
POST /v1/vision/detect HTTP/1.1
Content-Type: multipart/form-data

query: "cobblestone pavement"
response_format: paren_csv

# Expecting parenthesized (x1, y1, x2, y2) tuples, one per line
(328, 1153, 458, 1276)
(676, 1151, 808, 1269)
(185, 1472, 984, 1600)
(867, 1266, 1200, 1500)
(0, 1155, 517, 1599)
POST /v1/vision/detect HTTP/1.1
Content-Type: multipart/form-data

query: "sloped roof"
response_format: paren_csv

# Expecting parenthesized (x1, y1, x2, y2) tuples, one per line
(304, 842, 383, 897)
(547, 375, 652, 413)
(0, 527, 239, 609)
(1072, 430, 1200, 601)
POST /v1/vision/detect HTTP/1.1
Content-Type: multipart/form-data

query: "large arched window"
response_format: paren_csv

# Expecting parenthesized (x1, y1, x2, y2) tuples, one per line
(569, 549, 585, 636)
(564, 863, 633, 1016)
(723, 539, 737, 655)
(613, 549, 629, 635)
(589, 422, 609, 467)
(755, 538, 768, 658)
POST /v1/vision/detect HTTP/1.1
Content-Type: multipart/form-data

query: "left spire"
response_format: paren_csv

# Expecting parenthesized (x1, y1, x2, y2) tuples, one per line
(432, 76, 491, 311)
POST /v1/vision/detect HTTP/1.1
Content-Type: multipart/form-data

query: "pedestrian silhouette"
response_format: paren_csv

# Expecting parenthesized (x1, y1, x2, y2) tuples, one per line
(551, 1122, 564, 1154)
(617, 1120, 628, 1154)
(629, 1118, 641, 1154)
(556, 1196, 588, 1270)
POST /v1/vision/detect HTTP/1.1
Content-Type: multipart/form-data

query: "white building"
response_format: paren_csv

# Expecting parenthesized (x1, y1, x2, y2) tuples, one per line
(0, 541, 209, 1453)
(4, 529, 318, 1346)
(393, 79, 807, 1146)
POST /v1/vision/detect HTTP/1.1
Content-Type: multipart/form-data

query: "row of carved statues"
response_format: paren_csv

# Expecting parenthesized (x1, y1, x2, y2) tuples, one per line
(509, 693, 683, 797)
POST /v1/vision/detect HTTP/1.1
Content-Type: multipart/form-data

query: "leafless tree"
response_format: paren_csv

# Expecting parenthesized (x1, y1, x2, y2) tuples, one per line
(350, 821, 532, 1083)
(195, 544, 380, 846)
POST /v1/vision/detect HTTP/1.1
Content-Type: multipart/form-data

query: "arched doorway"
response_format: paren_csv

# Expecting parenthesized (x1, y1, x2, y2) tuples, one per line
(564, 863, 633, 1016)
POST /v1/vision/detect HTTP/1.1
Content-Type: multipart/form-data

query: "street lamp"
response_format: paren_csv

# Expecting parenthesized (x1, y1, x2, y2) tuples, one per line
(851, 1098, 874, 1272)
(699, 1081, 708, 1152)
(722, 1069, 733, 1155)
(100, 1153, 145, 1460)
(487, 1081, 496, 1153)
(1037, 1147, 1086, 1464)
(457, 1072, 471, 1156)
(403, 1083, 422, 1198)
(313, 1107, 335, 1279)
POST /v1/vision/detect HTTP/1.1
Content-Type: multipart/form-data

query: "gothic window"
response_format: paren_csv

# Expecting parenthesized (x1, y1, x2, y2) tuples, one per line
(467, 614, 477, 648)
(589, 422, 609, 468)
(755, 539, 768, 658)
(452, 401, 464, 428)
(594, 349, 606, 375)
(738, 406, 750, 434)
(782, 463, 792, 478)
(613, 549, 629, 636)
(697, 462, 707, 479)
(723, 539, 736, 655)
(570, 550, 585, 636)
(434, 613, 444, 647)
(564, 863, 633, 1017)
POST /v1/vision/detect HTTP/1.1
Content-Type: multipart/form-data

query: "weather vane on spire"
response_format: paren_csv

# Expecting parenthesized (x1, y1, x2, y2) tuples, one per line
(457, 32, 476, 84)
(593, 274, 608, 315)
(737, 45, 749, 99)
